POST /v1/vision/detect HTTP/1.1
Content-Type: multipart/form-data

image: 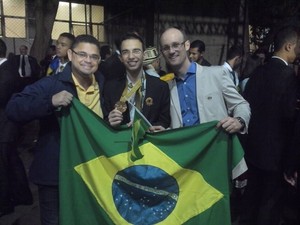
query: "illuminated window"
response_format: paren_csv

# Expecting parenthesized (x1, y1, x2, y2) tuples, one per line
(1, 0, 26, 38)
(72, 3, 89, 23)
(52, 21, 70, 40)
(5, 18, 26, 38)
(3, 0, 25, 17)
(52, 1, 104, 41)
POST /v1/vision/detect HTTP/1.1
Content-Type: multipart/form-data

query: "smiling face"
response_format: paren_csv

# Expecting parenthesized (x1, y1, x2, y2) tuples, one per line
(119, 39, 144, 77)
(68, 42, 100, 78)
(160, 28, 190, 72)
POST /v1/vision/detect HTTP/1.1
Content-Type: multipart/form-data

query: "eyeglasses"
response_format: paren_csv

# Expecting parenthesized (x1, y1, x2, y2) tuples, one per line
(121, 49, 143, 57)
(161, 41, 186, 53)
(71, 49, 100, 62)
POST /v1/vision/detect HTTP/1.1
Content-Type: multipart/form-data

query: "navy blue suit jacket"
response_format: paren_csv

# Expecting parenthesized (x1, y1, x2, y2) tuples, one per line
(103, 73, 170, 129)
(6, 63, 105, 185)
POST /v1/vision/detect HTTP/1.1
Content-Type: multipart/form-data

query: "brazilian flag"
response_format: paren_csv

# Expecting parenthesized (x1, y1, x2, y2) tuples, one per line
(59, 99, 246, 225)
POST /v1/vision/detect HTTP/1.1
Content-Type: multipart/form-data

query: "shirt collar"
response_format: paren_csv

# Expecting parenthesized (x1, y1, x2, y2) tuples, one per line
(0, 58, 7, 65)
(272, 56, 288, 66)
(72, 73, 98, 91)
(176, 62, 196, 81)
(59, 60, 69, 67)
(126, 70, 144, 86)
(223, 61, 233, 72)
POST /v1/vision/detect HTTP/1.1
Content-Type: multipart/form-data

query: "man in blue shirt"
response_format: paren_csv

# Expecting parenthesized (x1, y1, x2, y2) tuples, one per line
(160, 27, 250, 133)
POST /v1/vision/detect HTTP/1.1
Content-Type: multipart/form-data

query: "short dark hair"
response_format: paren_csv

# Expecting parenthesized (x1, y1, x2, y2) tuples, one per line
(119, 32, 145, 51)
(227, 45, 243, 60)
(100, 45, 111, 59)
(59, 32, 75, 44)
(273, 26, 299, 52)
(20, 45, 28, 50)
(0, 39, 7, 57)
(190, 40, 206, 52)
(71, 35, 101, 53)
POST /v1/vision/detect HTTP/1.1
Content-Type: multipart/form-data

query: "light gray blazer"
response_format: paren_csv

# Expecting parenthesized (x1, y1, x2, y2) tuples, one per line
(167, 64, 250, 133)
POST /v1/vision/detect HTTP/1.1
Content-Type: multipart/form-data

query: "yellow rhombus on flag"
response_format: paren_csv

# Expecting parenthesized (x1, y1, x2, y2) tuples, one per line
(75, 142, 223, 225)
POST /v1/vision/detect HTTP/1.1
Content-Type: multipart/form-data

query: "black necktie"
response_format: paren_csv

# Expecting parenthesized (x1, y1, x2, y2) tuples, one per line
(231, 71, 236, 85)
(21, 55, 26, 76)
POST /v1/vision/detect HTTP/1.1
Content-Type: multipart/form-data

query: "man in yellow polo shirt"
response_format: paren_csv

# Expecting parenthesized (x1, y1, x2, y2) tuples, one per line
(6, 34, 104, 225)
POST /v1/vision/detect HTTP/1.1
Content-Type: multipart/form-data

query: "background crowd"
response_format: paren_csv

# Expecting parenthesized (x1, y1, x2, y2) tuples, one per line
(0, 25, 300, 225)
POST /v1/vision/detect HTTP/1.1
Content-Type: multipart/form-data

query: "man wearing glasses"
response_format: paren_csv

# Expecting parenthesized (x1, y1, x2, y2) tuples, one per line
(6, 34, 104, 225)
(104, 32, 170, 131)
(160, 27, 250, 133)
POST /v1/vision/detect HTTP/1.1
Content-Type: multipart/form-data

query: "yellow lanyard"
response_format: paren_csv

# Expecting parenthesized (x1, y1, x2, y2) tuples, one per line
(120, 79, 142, 102)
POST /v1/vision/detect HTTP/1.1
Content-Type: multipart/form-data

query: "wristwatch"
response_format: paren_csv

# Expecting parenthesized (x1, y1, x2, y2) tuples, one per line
(235, 117, 245, 130)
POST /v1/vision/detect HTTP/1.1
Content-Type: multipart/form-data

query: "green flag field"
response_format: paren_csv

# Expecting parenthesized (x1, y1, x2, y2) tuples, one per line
(59, 99, 245, 225)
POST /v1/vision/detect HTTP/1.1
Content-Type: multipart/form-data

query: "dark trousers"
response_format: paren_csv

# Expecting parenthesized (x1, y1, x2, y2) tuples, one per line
(281, 172, 300, 225)
(0, 142, 32, 213)
(239, 162, 284, 225)
(38, 185, 59, 225)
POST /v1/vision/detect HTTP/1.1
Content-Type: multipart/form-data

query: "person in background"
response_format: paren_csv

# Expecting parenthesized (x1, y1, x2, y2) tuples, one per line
(47, 32, 75, 75)
(223, 45, 243, 88)
(189, 39, 211, 66)
(100, 45, 112, 63)
(13, 44, 40, 88)
(40, 45, 56, 77)
(12, 45, 42, 152)
(239, 53, 265, 93)
(240, 26, 300, 225)
(254, 47, 269, 65)
(0, 39, 33, 217)
(283, 97, 300, 225)
(143, 46, 166, 78)
(98, 39, 126, 81)
(6, 35, 105, 225)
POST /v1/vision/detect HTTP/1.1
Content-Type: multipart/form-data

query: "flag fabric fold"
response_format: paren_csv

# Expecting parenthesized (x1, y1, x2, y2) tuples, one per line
(129, 108, 151, 161)
(59, 98, 245, 225)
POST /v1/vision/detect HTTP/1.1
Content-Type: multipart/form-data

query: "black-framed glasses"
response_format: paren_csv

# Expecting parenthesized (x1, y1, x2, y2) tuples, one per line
(121, 49, 143, 57)
(161, 41, 186, 53)
(71, 49, 100, 62)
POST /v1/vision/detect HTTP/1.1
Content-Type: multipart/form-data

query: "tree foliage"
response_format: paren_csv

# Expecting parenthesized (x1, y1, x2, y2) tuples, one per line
(248, 0, 300, 47)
